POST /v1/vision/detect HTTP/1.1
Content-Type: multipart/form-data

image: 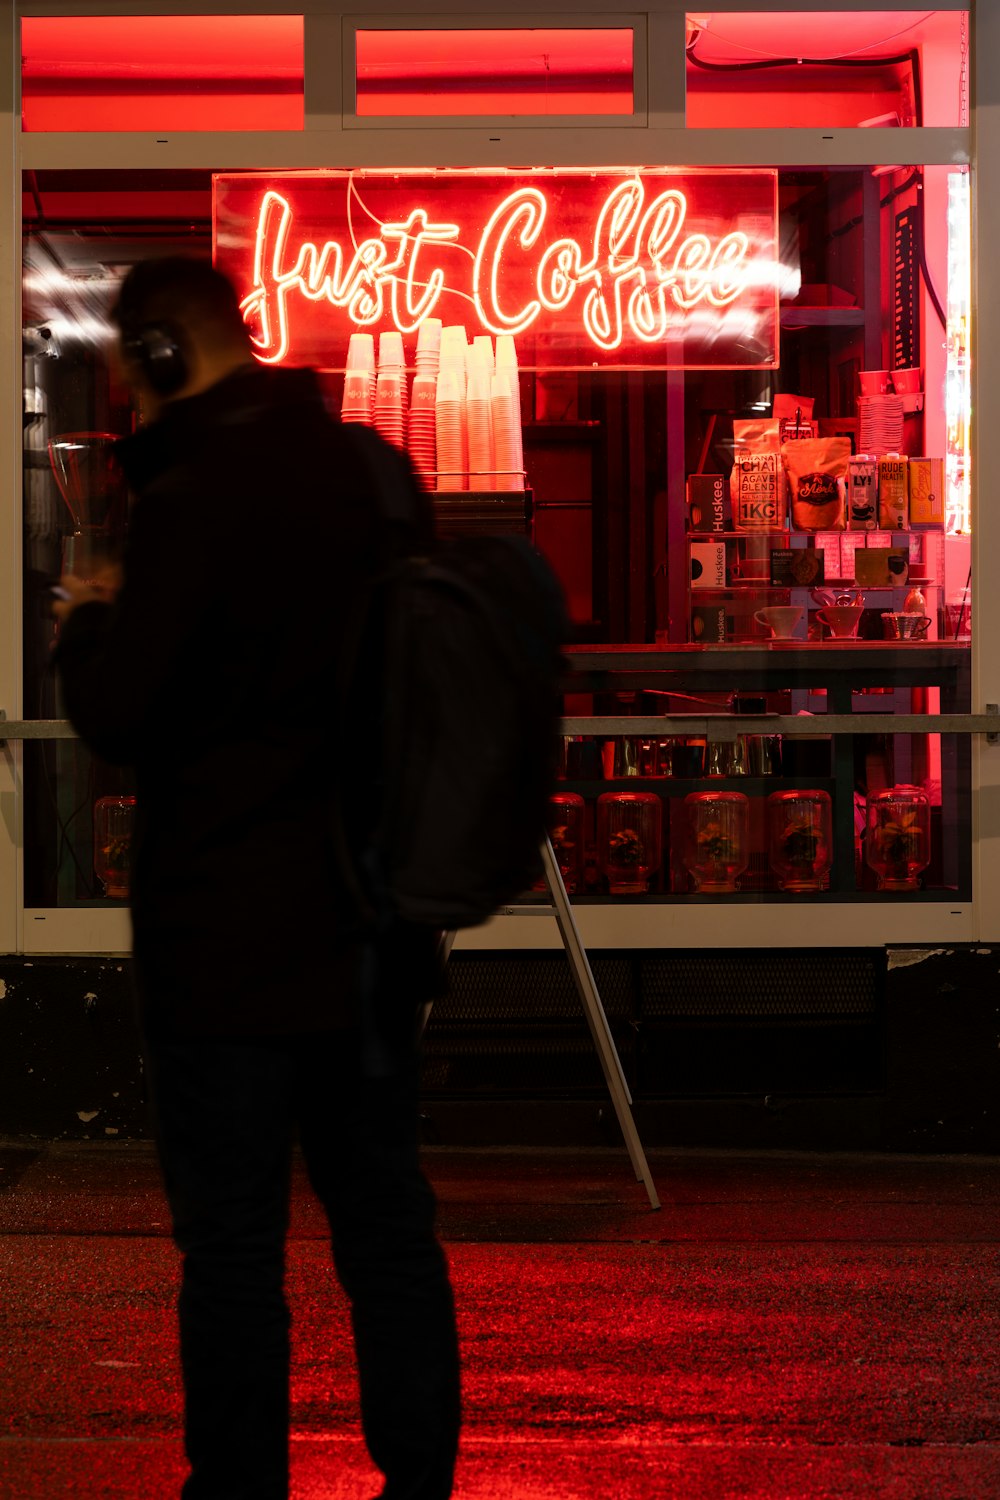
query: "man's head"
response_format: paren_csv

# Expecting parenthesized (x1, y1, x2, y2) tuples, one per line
(112, 256, 254, 406)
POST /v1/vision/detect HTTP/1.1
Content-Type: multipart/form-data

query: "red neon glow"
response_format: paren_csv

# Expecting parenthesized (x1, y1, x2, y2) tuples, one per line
(21, 16, 304, 133)
(355, 28, 633, 117)
(215, 171, 779, 371)
(685, 9, 967, 130)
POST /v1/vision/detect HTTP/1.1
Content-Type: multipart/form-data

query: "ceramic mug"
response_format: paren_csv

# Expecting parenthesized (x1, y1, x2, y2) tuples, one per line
(816, 605, 864, 639)
(755, 606, 803, 639)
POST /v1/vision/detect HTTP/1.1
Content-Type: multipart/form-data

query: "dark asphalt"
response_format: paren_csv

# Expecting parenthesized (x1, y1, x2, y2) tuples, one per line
(1, 1143, 999, 1498)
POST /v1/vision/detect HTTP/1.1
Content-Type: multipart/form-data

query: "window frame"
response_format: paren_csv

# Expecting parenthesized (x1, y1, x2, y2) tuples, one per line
(2, 0, 989, 956)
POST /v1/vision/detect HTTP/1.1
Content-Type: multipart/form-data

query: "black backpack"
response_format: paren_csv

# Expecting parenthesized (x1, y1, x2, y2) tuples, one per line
(338, 424, 569, 931)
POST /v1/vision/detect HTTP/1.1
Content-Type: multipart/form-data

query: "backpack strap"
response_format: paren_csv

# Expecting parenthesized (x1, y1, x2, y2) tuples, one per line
(326, 425, 433, 934)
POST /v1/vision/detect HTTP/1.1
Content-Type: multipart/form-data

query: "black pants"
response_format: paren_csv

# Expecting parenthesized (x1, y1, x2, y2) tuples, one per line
(143, 1027, 460, 1500)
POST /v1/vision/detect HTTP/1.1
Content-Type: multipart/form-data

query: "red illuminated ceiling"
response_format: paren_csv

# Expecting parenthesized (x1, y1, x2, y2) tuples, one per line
(355, 28, 633, 116)
(20, 16, 304, 132)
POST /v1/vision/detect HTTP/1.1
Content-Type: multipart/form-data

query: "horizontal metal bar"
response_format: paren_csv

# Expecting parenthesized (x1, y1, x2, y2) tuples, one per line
(562, 715, 999, 737)
(0, 719, 79, 741)
(0, 713, 997, 743)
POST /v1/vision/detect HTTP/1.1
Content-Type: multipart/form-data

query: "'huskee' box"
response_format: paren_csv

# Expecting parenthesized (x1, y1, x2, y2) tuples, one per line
(687, 474, 729, 532)
(690, 541, 727, 589)
(690, 604, 727, 643)
(908, 457, 944, 525)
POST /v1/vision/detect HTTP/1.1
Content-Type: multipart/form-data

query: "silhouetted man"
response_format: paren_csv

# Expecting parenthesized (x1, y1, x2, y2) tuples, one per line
(53, 256, 460, 1500)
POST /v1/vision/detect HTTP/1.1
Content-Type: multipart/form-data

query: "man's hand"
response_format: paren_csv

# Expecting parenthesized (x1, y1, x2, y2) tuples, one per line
(51, 565, 123, 624)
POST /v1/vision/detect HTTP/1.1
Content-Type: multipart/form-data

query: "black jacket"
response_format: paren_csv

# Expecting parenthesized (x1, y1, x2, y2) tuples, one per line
(54, 364, 385, 1036)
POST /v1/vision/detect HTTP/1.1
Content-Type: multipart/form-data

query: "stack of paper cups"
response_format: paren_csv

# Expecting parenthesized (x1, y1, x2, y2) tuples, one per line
(472, 334, 495, 374)
(441, 327, 469, 487)
(492, 372, 519, 493)
(378, 330, 408, 419)
(467, 366, 495, 492)
(373, 371, 405, 450)
(495, 335, 523, 490)
(341, 370, 373, 425)
(415, 318, 442, 381)
(343, 332, 376, 424)
(408, 375, 437, 492)
(435, 367, 465, 491)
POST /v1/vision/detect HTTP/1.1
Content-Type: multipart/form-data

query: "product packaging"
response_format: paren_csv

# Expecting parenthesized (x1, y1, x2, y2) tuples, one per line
(908, 457, 944, 526)
(690, 604, 727, 644)
(847, 454, 879, 530)
(770, 548, 825, 587)
(854, 547, 909, 588)
(690, 541, 727, 589)
(687, 474, 729, 532)
(782, 436, 851, 531)
(730, 421, 786, 531)
(877, 454, 909, 530)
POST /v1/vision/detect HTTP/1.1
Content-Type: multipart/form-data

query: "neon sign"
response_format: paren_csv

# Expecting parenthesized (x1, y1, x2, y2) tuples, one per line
(214, 170, 779, 370)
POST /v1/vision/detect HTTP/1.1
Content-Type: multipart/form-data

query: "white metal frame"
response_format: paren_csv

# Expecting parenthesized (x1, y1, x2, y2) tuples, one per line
(3, 0, 994, 956)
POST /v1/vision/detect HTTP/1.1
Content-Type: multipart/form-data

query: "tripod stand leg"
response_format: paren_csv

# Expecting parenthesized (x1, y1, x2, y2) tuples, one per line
(416, 930, 456, 1044)
(540, 837, 660, 1211)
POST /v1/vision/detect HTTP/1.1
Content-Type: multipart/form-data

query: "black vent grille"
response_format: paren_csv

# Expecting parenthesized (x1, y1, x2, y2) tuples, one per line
(433, 955, 634, 1023)
(639, 950, 879, 1020)
(421, 950, 883, 1098)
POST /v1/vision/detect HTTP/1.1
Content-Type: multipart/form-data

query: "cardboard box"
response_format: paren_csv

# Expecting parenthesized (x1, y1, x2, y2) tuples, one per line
(690, 541, 727, 589)
(853, 547, 909, 587)
(877, 456, 909, 531)
(687, 474, 729, 532)
(690, 604, 727, 643)
(770, 548, 825, 587)
(908, 457, 944, 526)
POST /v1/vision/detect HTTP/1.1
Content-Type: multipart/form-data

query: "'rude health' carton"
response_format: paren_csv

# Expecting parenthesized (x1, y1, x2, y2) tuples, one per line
(877, 454, 909, 530)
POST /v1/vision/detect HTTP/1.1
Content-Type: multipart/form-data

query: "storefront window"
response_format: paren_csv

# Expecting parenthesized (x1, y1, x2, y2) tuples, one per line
(20, 16, 305, 133)
(685, 11, 969, 129)
(354, 28, 634, 116)
(22, 158, 972, 906)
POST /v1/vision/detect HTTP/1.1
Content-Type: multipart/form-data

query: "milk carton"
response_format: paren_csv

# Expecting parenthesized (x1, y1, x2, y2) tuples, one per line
(908, 457, 944, 526)
(847, 454, 879, 530)
(877, 454, 909, 531)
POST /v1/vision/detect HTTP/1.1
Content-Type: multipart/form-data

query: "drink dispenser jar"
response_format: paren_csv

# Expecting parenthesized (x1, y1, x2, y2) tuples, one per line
(597, 792, 662, 895)
(865, 785, 931, 891)
(93, 795, 137, 899)
(534, 792, 586, 894)
(681, 791, 750, 893)
(767, 789, 833, 892)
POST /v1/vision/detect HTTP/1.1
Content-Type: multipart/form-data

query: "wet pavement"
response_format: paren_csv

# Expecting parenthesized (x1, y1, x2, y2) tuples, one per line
(1, 1142, 999, 1498)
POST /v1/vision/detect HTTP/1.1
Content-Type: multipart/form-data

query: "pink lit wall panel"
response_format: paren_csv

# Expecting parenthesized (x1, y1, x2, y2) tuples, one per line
(685, 10, 968, 129)
(213, 170, 780, 371)
(21, 16, 304, 132)
(355, 28, 633, 117)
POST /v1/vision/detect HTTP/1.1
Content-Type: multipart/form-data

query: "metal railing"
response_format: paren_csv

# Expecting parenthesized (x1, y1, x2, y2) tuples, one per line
(2, 709, 998, 744)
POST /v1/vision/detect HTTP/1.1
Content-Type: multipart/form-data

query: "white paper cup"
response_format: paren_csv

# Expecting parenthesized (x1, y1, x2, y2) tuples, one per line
(347, 332, 375, 372)
(378, 330, 405, 370)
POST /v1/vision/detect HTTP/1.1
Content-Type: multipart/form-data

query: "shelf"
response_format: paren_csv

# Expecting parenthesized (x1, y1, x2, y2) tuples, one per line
(560, 777, 835, 798)
(779, 307, 865, 328)
(562, 642, 972, 696)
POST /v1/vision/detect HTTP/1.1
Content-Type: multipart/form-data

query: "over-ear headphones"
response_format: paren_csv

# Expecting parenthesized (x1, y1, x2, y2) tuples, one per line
(120, 320, 189, 398)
